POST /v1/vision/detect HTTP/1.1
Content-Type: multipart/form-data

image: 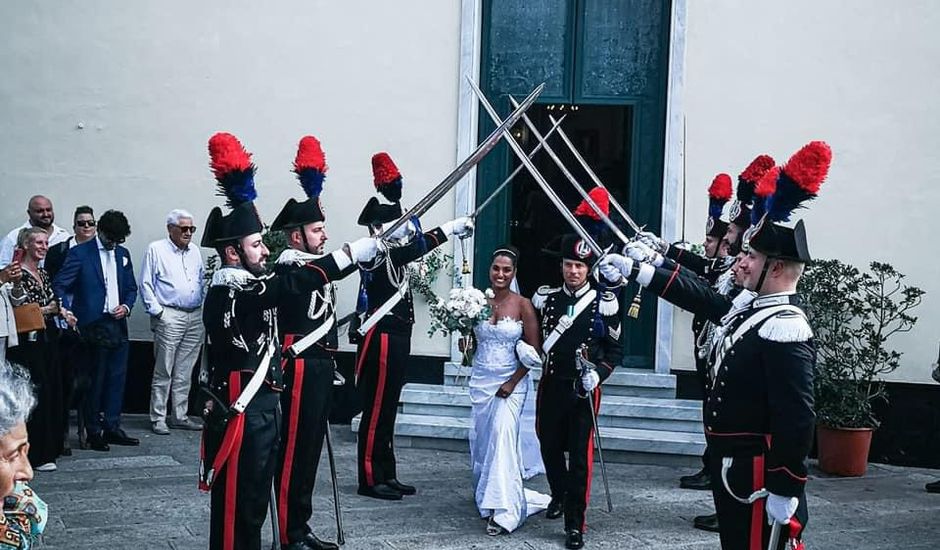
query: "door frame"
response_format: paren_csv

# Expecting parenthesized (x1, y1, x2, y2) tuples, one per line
(452, 0, 688, 374)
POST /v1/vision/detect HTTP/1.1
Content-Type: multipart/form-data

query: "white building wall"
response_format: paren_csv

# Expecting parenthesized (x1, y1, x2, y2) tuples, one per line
(0, 1, 463, 356)
(677, 0, 940, 383)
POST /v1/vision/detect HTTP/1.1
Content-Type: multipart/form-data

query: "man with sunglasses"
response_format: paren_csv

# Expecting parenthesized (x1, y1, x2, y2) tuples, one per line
(139, 209, 205, 436)
(53, 209, 138, 451)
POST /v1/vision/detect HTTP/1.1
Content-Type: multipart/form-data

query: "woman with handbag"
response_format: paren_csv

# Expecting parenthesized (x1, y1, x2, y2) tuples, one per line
(8, 227, 76, 473)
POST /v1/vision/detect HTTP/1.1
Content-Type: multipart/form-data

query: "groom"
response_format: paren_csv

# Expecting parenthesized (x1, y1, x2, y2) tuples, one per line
(533, 234, 622, 550)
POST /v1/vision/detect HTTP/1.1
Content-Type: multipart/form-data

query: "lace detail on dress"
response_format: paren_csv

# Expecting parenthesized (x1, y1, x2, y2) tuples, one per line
(473, 317, 522, 366)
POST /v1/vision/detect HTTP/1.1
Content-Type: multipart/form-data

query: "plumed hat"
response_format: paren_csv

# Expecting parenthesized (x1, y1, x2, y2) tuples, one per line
(201, 132, 264, 247)
(730, 154, 775, 229)
(706, 173, 732, 238)
(271, 135, 329, 231)
(372, 152, 403, 203)
(357, 196, 403, 227)
(573, 187, 612, 247)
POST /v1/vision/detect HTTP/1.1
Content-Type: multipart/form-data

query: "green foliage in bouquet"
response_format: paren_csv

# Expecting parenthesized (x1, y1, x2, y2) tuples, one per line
(799, 260, 924, 429)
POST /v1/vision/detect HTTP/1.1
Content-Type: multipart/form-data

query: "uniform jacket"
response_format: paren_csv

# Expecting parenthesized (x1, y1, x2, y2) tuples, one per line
(533, 282, 622, 382)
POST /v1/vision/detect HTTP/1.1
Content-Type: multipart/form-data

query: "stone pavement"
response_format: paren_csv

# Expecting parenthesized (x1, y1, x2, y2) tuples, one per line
(28, 415, 940, 549)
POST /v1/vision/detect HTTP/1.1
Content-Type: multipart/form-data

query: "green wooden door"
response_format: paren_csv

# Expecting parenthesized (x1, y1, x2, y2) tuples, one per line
(474, 0, 671, 368)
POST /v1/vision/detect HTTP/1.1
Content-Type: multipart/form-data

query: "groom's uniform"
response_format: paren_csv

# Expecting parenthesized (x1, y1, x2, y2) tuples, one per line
(533, 235, 622, 543)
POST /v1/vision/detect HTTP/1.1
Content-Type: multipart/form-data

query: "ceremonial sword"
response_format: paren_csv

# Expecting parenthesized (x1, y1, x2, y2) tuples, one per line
(465, 78, 603, 256)
(577, 345, 613, 513)
(379, 82, 545, 240)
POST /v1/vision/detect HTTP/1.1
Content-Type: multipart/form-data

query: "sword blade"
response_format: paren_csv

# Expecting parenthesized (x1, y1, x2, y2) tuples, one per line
(269, 481, 281, 549)
(509, 97, 630, 244)
(471, 114, 567, 218)
(586, 389, 613, 513)
(325, 423, 345, 545)
(466, 77, 602, 255)
(547, 113, 643, 235)
(379, 81, 545, 239)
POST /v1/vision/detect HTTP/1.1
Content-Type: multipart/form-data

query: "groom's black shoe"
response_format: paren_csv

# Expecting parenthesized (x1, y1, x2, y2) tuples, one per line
(357, 483, 402, 501)
(565, 529, 584, 549)
(386, 478, 416, 495)
(546, 497, 565, 519)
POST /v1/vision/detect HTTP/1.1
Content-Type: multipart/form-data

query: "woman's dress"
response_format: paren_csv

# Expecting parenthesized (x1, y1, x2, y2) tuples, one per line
(468, 317, 549, 532)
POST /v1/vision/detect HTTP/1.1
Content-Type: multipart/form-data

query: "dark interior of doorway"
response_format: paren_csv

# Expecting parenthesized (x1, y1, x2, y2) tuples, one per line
(508, 104, 633, 297)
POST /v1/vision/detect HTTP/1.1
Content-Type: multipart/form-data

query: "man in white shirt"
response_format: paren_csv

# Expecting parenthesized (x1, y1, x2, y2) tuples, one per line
(0, 195, 71, 267)
(139, 209, 206, 435)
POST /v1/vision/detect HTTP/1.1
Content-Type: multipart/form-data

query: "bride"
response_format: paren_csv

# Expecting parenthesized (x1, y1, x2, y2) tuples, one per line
(469, 246, 550, 535)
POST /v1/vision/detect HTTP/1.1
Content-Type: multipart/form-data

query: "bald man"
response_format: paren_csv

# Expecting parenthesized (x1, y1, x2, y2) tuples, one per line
(0, 195, 71, 267)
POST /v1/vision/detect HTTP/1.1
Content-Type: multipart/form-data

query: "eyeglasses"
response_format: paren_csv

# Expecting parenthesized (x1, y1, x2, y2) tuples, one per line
(176, 226, 197, 234)
(75, 220, 96, 228)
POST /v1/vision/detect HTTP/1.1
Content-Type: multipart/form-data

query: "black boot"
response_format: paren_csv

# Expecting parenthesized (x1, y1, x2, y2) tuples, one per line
(679, 468, 711, 490)
(927, 480, 940, 494)
(546, 497, 565, 519)
(693, 513, 720, 532)
(357, 483, 403, 501)
(386, 478, 416, 495)
(565, 529, 584, 549)
(301, 533, 339, 550)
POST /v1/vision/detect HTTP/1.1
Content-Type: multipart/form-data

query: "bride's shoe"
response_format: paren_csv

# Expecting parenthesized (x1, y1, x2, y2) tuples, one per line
(486, 517, 507, 536)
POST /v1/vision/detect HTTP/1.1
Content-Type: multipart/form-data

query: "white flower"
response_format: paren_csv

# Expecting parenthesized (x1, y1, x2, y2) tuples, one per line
(484, 288, 495, 299)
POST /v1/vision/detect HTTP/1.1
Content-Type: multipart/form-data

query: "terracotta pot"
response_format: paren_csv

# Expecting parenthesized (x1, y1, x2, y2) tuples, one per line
(816, 425, 873, 476)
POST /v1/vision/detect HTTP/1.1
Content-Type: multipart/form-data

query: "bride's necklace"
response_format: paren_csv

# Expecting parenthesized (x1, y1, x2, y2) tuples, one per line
(490, 291, 511, 311)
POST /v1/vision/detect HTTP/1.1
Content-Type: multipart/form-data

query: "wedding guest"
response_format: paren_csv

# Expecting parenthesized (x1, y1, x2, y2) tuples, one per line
(0, 196, 70, 268)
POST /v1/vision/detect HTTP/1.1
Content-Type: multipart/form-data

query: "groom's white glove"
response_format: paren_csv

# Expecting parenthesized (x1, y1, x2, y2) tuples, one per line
(515, 341, 542, 369)
(441, 216, 474, 238)
(623, 240, 664, 267)
(580, 370, 600, 393)
(765, 493, 799, 525)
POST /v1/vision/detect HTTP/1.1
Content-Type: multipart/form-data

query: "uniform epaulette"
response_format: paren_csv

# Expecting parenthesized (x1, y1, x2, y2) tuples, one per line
(531, 285, 559, 310)
(759, 309, 813, 343)
(598, 290, 619, 316)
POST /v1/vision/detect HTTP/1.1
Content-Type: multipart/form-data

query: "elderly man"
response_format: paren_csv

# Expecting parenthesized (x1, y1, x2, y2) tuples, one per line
(139, 209, 206, 435)
(0, 361, 49, 548)
(53, 210, 139, 452)
(0, 196, 70, 267)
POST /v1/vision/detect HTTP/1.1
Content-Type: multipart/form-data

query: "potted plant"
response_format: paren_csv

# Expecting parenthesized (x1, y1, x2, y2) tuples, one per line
(799, 260, 924, 476)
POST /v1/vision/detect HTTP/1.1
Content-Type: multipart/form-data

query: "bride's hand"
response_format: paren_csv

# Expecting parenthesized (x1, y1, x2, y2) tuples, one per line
(496, 380, 517, 399)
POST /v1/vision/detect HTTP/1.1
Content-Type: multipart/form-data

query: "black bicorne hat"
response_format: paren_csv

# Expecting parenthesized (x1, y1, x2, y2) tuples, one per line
(202, 202, 264, 248)
(746, 218, 811, 262)
(270, 197, 324, 231)
(558, 233, 599, 268)
(201, 132, 264, 247)
(706, 218, 729, 239)
(357, 196, 403, 227)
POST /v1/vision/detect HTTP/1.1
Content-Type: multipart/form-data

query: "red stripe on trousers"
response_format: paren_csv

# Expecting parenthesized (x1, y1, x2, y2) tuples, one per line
(750, 454, 766, 550)
(363, 333, 389, 486)
(581, 387, 601, 532)
(224, 371, 244, 550)
(278, 339, 303, 542)
(355, 326, 377, 382)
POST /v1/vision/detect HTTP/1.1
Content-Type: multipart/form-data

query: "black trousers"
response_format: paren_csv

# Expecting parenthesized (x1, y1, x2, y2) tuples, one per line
(207, 390, 280, 550)
(275, 348, 334, 544)
(355, 328, 410, 488)
(693, 350, 712, 470)
(9, 328, 63, 466)
(708, 450, 808, 550)
(535, 375, 600, 532)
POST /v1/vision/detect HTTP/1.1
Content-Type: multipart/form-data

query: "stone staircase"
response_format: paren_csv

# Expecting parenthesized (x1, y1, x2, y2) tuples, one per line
(352, 362, 706, 467)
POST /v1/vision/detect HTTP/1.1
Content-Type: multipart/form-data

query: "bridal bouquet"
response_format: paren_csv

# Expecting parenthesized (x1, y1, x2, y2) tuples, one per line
(428, 286, 494, 368)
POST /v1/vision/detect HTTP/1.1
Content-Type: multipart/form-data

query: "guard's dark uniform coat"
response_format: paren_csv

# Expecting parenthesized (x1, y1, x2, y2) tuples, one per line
(643, 265, 815, 549)
(272, 251, 357, 545)
(533, 282, 622, 533)
(355, 227, 447, 489)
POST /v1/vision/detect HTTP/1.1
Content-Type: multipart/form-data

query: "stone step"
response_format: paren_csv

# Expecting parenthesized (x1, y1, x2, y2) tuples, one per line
(399, 383, 703, 433)
(351, 412, 706, 465)
(443, 363, 676, 399)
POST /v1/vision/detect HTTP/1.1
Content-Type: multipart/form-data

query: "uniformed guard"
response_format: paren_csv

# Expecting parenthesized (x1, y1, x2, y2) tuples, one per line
(198, 132, 380, 550)
(270, 136, 374, 550)
(603, 140, 831, 550)
(354, 152, 473, 500)
(533, 234, 622, 550)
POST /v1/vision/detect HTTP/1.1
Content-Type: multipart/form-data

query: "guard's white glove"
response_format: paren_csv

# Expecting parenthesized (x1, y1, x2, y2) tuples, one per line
(765, 493, 799, 525)
(638, 230, 668, 254)
(623, 240, 664, 267)
(580, 370, 600, 393)
(346, 237, 382, 263)
(599, 262, 624, 284)
(515, 341, 542, 369)
(441, 216, 474, 238)
(600, 253, 634, 279)
(387, 220, 417, 242)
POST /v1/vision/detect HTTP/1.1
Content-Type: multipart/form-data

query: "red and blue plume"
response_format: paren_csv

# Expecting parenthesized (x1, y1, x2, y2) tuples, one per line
(708, 173, 733, 219)
(293, 135, 328, 199)
(737, 154, 775, 205)
(765, 141, 832, 222)
(751, 165, 780, 224)
(372, 152, 402, 202)
(208, 132, 257, 208)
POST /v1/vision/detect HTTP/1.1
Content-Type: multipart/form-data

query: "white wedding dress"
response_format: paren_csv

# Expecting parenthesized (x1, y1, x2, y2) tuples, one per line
(469, 317, 550, 532)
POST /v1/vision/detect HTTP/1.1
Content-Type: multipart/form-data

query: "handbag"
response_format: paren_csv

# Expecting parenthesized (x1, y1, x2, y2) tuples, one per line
(12, 303, 45, 334)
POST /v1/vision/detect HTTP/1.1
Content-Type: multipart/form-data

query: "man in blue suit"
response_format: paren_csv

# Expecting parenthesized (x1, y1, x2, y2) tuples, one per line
(54, 210, 139, 451)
